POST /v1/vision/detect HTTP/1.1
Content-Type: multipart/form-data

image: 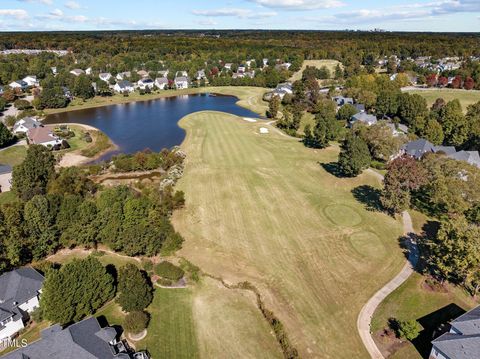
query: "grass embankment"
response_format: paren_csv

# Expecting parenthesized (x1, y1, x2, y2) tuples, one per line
(289, 59, 343, 83)
(44, 86, 269, 117)
(173, 111, 405, 358)
(406, 89, 480, 111)
(0, 146, 27, 166)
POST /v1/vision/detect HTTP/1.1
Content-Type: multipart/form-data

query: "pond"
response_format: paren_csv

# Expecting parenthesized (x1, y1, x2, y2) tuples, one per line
(45, 93, 261, 161)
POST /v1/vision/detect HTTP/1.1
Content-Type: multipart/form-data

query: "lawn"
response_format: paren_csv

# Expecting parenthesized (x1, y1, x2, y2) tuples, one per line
(0, 145, 27, 166)
(44, 86, 269, 117)
(172, 111, 405, 358)
(47, 248, 142, 269)
(406, 89, 480, 111)
(136, 287, 199, 359)
(371, 272, 477, 359)
(290, 59, 343, 82)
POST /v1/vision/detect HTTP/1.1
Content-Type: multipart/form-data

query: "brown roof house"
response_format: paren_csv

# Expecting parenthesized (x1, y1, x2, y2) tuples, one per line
(27, 127, 62, 148)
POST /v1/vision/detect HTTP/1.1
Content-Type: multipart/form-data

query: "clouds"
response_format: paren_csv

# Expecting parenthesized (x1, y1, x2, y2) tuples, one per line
(249, 0, 344, 10)
(17, 0, 53, 4)
(0, 9, 29, 20)
(65, 1, 82, 10)
(192, 8, 276, 19)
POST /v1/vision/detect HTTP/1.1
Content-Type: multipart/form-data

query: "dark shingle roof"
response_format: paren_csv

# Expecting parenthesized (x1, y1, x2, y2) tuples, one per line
(402, 139, 435, 159)
(1, 317, 124, 359)
(449, 151, 480, 168)
(432, 333, 480, 359)
(0, 268, 44, 321)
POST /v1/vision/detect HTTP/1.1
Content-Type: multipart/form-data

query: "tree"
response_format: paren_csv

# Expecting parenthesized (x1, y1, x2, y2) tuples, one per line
(397, 93, 428, 127)
(268, 95, 280, 119)
(36, 86, 69, 109)
(397, 320, 421, 341)
(14, 99, 32, 110)
(438, 76, 448, 87)
(426, 74, 437, 87)
(338, 134, 371, 177)
(41, 257, 115, 325)
(360, 122, 404, 161)
(47, 166, 96, 196)
(464, 77, 475, 90)
(0, 122, 14, 148)
(336, 104, 358, 122)
(451, 75, 462, 89)
(381, 156, 427, 213)
(421, 117, 444, 145)
(426, 217, 480, 296)
(438, 99, 468, 146)
(12, 145, 55, 201)
(73, 75, 95, 100)
(376, 90, 399, 117)
(123, 311, 149, 334)
(117, 263, 153, 312)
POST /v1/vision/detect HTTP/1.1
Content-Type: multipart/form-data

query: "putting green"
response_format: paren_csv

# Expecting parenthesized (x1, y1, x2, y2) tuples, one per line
(324, 204, 363, 227)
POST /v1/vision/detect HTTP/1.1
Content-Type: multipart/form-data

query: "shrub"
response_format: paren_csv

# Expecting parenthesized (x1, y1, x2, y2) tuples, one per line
(154, 261, 185, 281)
(123, 311, 149, 334)
(14, 99, 33, 110)
(390, 318, 421, 341)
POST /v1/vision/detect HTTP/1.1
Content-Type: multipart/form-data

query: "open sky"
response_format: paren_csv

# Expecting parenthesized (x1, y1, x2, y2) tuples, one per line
(1, 0, 479, 32)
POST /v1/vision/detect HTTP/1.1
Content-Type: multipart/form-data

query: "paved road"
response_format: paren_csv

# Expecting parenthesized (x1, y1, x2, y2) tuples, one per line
(357, 211, 419, 358)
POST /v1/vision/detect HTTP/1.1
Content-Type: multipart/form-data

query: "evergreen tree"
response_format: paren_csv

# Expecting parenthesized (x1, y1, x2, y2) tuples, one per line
(338, 134, 371, 177)
(117, 263, 153, 312)
(73, 75, 95, 100)
(0, 122, 14, 148)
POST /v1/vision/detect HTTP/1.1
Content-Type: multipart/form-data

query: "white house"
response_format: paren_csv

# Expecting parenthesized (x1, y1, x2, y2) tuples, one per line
(195, 70, 206, 80)
(263, 58, 269, 67)
(224, 63, 233, 70)
(137, 78, 155, 90)
(113, 80, 134, 93)
(85, 67, 92, 75)
(99, 73, 112, 82)
(116, 71, 131, 80)
(12, 117, 42, 134)
(0, 268, 44, 340)
(27, 126, 62, 148)
(22, 75, 39, 87)
(70, 69, 85, 77)
(174, 76, 189, 89)
(349, 112, 378, 127)
(51, 66, 57, 75)
(155, 77, 169, 90)
(9, 80, 28, 90)
(237, 65, 246, 73)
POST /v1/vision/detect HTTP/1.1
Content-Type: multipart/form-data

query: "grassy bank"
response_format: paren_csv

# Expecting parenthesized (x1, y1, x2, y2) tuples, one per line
(406, 89, 480, 111)
(290, 59, 342, 82)
(173, 111, 405, 358)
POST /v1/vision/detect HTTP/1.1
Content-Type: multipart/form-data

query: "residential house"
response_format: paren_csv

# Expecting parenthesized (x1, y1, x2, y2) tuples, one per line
(262, 58, 269, 67)
(116, 71, 131, 81)
(155, 77, 169, 90)
(384, 121, 408, 137)
(8, 80, 28, 91)
(0, 268, 44, 340)
(449, 151, 480, 168)
(195, 70, 206, 80)
(1, 316, 149, 359)
(158, 70, 169, 78)
(27, 126, 62, 148)
(136, 70, 149, 78)
(85, 67, 92, 75)
(174, 76, 189, 89)
(22, 75, 38, 87)
(224, 63, 233, 71)
(0, 164, 12, 192)
(430, 306, 480, 359)
(70, 69, 85, 77)
(114, 80, 135, 93)
(12, 117, 42, 134)
(137, 78, 154, 90)
(275, 63, 292, 71)
(354, 103, 366, 113)
(246, 59, 255, 68)
(237, 65, 246, 73)
(176, 71, 188, 78)
(265, 82, 293, 100)
(399, 139, 435, 159)
(349, 112, 378, 127)
(50, 66, 57, 75)
(99, 73, 112, 82)
(62, 86, 73, 100)
(332, 96, 354, 107)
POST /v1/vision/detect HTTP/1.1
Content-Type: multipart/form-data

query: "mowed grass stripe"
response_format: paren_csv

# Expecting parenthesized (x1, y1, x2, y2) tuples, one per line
(174, 111, 404, 358)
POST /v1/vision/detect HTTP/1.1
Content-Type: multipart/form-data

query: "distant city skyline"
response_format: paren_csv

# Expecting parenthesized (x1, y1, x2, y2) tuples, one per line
(0, 0, 479, 32)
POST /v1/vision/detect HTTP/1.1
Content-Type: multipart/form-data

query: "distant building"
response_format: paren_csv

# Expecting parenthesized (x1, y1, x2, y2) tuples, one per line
(174, 76, 189, 89)
(22, 75, 39, 87)
(70, 69, 85, 77)
(137, 78, 154, 90)
(116, 72, 131, 81)
(430, 306, 480, 359)
(114, 80, 134, 93)
(1, 316, 149, 359)
(13, 117, 43, 134)
(332, 96, 354, 107)
(349, 112, 377, 127)
(0, 268, 44, 340)
(8, 80, 28, 90)
(99, 73, 112, 82)
(195, 69, 206, 80)
(136, 70, 149, 78)
(155, 77, 169, 90)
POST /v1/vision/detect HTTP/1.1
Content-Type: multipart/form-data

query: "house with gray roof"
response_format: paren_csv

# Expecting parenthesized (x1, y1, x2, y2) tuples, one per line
(332, 96, 354, 107)
(349, 112, 377, 127)
(1, 316, 149, 359)
(114, 80, 134, 93)
(0, 268, 44, 341)
(448, 151, 480, 168)
(430, 306, 480, 359)
(400, 139, 435, 159)
(154, 77, 169, 90)
(174, 76, 189, 90)
(12, 117, 42, 134)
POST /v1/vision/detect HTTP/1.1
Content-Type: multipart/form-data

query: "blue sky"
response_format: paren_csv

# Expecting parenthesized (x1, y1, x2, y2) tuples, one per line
(1, 0, 479, 32)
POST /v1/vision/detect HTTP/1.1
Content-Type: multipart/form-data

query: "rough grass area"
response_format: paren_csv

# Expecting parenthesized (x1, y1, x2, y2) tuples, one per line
(79, 130, 112, 158)
(0, 145, 27, 166)
(44, 86, 269, 117)
(290, 59, 343, 82)
(192, 277, 282, 359)
(136, 288, 199, 359)
(173, 111, 405, 358)
(46, 248, 142, 269)
(406, 89, 480, 111)
(371, 272, 477, 359)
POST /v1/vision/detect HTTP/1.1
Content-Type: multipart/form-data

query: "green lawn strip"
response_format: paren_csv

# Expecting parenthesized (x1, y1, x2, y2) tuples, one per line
(406, 89, 480, 112)
(136, 288, 199, 359)
(0, 145, 27, 166)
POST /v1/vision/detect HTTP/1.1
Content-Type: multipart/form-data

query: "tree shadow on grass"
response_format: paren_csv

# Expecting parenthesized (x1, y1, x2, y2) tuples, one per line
(412, 303, 466, 358)
(320, 162, 347, 178)
(351, 185, 384, 212)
